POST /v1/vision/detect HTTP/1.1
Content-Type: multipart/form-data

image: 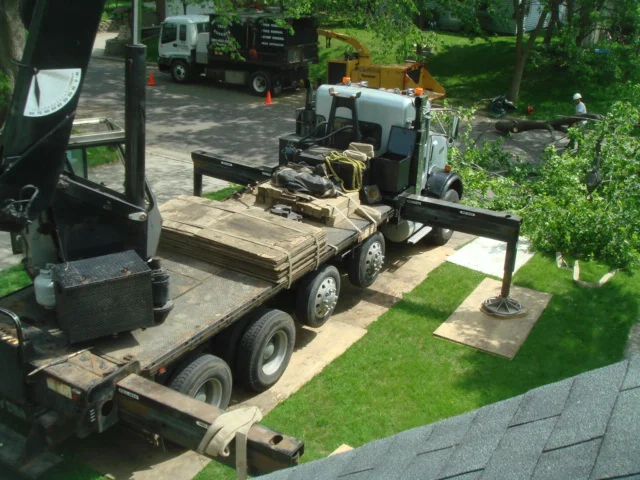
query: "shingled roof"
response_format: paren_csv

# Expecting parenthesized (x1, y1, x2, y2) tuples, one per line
(261, 357, 640, 480)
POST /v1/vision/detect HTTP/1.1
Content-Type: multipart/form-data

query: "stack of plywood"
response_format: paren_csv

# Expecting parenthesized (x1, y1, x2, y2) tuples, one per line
(256, 183, 361, 227)
(159, 196, 327, 285)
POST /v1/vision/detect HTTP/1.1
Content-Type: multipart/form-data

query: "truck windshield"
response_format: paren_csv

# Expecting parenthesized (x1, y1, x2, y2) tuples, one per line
(161, 23, 177, 44)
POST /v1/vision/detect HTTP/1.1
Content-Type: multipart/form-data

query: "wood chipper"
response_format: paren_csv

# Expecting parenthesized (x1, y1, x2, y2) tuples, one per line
(317, 29, 445, 101)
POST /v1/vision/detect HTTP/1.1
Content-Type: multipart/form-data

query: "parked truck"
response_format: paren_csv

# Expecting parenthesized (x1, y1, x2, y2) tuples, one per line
(0, 0, 523, 477)
(158, 12, 319, 95)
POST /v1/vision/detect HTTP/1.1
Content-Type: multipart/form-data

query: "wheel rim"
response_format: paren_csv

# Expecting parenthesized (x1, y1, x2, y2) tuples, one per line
(364, 241, 384, 281)
(314, 277, 338, 318)
(262, 330, 288, 376)
(253, 75, 267, 93)
(174, 64, 186, 81)
(193, 378, 224, 406)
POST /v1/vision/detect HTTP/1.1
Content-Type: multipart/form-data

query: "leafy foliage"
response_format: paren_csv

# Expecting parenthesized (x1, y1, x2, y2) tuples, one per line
(0, 70, 10, 124)
(449, 101, 640, 267)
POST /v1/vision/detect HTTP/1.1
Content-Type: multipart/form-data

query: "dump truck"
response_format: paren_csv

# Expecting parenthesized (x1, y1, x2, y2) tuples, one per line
(158, 12, 318, 95)
(317, 29, 445, 101)
(0, 1, 523, 477)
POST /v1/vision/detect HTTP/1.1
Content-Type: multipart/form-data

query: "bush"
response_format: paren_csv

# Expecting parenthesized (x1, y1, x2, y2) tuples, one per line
(449, 100, 640, 267)
(0, 71, 11, 127)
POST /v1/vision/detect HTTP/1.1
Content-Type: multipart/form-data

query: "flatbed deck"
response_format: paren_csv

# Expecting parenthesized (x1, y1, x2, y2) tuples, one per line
(0, 197, 392, 378)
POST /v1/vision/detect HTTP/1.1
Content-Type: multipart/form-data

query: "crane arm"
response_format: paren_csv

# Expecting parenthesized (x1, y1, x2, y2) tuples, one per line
(0, 0, 106, 232)
(317, 29, 371, 59)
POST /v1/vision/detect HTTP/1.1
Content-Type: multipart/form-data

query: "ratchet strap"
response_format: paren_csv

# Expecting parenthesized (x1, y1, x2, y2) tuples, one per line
(197, 406, 263, 480)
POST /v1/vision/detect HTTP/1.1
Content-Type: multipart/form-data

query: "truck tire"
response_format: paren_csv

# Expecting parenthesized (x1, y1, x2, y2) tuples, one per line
(236, 309, 295, 392)
(250, 71, 271, 96)
(171, 60, 191, 83)
(428, 189, 459, 246)
(295, 265, 341, 328)
(348, 232, 385, 288)
(168, 354, 232, 409)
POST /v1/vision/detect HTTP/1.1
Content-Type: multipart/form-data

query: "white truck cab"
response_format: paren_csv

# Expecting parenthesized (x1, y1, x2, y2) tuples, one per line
(158, 15, 209, 83)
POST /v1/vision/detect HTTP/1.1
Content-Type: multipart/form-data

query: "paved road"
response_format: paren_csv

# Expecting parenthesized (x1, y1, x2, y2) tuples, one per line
(79, 57, 304, 165)
(1, 57, 298, 269)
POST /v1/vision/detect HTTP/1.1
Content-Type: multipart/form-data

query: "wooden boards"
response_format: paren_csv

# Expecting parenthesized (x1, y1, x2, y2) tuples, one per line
(433, 278, 552, 359)
(256, 183, 361, 226)
(159, 196, 328, 285)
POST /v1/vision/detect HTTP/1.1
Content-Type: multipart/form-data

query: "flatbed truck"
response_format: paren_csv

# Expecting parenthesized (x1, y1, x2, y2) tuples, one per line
(0, 1, 523, 477)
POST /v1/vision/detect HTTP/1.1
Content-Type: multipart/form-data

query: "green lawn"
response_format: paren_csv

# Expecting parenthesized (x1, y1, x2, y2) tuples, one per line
(197, 252, 639, 478)
(313, 28, 615, 119)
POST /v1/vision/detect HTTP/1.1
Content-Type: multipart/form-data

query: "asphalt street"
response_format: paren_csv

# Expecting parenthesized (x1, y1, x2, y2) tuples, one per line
(79, 58, 306, 166)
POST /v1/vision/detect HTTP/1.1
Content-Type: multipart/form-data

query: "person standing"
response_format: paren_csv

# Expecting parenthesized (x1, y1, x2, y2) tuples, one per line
(573, 93, 587, 115)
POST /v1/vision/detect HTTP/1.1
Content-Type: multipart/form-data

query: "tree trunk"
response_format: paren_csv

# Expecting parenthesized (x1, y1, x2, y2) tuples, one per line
(507, 0, 549, 102)
(0, 0, 26, 126)
(543, 0, 560, 45)
(0, 0, 26, 79)
(155, 0, 166, 23)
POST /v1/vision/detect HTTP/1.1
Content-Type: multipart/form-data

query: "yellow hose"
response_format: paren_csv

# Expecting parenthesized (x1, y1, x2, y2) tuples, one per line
(325, 151, 367, 193)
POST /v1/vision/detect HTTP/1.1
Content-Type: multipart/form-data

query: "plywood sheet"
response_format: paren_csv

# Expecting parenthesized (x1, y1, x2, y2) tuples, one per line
(433, 278, 552, 359)
(446, 237, 534, 279)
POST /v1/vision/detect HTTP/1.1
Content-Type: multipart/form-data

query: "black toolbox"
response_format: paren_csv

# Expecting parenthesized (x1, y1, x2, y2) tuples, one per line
(371, 127, 417, 194)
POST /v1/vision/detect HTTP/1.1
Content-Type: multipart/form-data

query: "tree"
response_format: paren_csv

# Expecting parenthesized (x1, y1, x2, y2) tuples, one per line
(155, 0, 166, 23)
(0, 0, 26, 126)
(507, 0, 549, 101)
(449, 97, 640, 268)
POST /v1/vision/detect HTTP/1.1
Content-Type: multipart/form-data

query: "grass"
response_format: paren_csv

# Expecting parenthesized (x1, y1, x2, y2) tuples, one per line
(203, 184, 244, 201)
(0, 264, 30, 296)
(143, 34, 159, 63)
(197, 252, 639, 478)
(312, 28, 617, 119)
(86, 145, 121, 168)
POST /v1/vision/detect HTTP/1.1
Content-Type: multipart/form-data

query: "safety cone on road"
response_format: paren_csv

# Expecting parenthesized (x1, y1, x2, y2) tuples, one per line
(264, 90, 273, 105)
(147, 72, 156, 87)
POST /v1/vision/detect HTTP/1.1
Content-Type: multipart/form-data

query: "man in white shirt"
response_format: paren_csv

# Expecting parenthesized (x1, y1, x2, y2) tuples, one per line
(573, 93, 587, 115)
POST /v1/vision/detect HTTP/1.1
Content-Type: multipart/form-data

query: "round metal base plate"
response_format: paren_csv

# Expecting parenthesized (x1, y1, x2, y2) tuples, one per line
(481, 295, 526, 318)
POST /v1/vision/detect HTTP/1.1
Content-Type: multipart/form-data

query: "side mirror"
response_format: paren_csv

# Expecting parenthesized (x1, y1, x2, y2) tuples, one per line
(450, 115, 460, 140)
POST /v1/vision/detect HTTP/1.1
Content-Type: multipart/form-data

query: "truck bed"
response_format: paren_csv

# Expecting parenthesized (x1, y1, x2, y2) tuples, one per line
(0, 202, 392, 377)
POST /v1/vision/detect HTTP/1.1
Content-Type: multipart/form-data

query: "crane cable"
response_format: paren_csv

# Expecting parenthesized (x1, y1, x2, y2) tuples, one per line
(325, 150, 367, 193)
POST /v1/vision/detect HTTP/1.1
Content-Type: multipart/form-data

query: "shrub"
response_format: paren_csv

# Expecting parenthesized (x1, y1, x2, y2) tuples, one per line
(449, 100, 640, 267)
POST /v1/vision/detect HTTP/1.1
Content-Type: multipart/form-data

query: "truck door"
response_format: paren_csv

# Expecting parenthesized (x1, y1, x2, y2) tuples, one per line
(159, 21, 178, 57)
(176, 24, 191, 56)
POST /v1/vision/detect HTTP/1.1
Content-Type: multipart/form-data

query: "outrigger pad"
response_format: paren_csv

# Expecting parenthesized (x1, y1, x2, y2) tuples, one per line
(433, 278, 552, 359)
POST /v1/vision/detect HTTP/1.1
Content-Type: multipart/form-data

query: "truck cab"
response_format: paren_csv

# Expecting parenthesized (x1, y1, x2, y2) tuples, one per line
(279, 83, 462, 244)
(158, 15, 209, 83)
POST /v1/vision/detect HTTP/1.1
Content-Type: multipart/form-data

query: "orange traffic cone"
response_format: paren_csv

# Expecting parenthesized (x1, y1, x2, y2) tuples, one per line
(264, 90, 273, 105)
(147, 72, 156, 87)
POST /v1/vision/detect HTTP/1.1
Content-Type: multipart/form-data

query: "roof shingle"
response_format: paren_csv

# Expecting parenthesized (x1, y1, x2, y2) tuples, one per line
(260, 358, 639, 480)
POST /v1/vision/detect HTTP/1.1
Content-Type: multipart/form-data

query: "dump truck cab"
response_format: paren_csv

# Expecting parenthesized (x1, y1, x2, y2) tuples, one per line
(158, 15, 210, 82)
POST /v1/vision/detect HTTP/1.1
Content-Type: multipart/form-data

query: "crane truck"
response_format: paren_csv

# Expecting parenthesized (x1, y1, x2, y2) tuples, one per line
(0, 0, 523, 478)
